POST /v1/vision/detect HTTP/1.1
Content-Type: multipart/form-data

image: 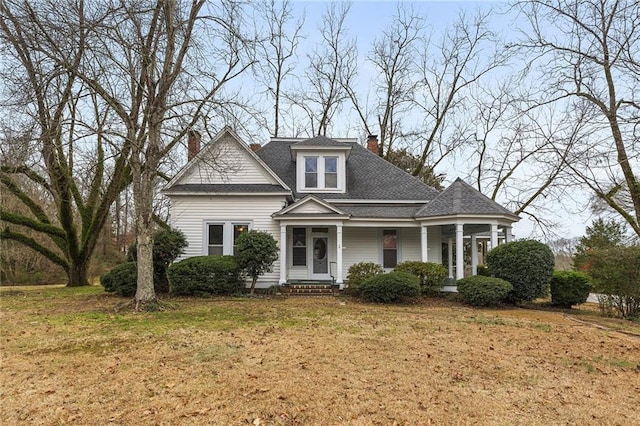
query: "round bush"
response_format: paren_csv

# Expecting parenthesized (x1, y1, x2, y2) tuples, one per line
(394, 261, 447, 294)
(100, 262, 137, 297)
(457, 275, 513, 307)
(168, 256, 243, 296)
(486, 240, 554, 304)
(345, 262, 384, 296)
(550, 270, 593, 308)
(360, 271, 421, 303)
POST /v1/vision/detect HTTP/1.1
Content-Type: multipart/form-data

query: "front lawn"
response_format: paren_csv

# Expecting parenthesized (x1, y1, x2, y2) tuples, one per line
(1, 285, 639, 425)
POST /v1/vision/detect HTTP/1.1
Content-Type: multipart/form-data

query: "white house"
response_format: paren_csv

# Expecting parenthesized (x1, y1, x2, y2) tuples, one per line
(163, 127, 519, 290)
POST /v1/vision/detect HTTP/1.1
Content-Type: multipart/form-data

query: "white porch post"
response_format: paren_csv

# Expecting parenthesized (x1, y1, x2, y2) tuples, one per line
(490, 223, 499, 250)
(336, 223, 344, 288)
(471, 234, 478, 276)
(279, 224, 287, 285)
(447, 238, 454, 279)
(420, 225, 428, 262)
(504, 226, 512, 243)
(456, 223, 464, 280)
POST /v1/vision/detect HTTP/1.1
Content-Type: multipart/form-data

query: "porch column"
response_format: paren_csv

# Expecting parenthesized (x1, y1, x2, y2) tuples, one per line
(490, 224, 498, 250)
(504, 226, 512, 243)
(420, 225, 428, 262)
(471, 234, 478, 276)
(447, 238, 454, 279)
(336, 223, 344, 288)
(456, 223, 464, 280)
(279, 224, 287, 285)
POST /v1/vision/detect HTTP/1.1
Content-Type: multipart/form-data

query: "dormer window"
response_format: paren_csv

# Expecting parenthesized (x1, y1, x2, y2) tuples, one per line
(300, 155, 343, 191)
(290, 136, 352, 193)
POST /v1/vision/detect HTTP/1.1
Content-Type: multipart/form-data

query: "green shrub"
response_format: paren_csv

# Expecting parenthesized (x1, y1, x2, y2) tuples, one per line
(360, 271, 421, 303)
(345, 262, 384, 296)
(168, 256, 243, 296)
(486, 240, 554, 304)
(128, 228, 187, 293)
(585, 246, 640, 319)
(394, 261, 447, 294)
(100, 262, 137, 297)
(550, 270, 593, 308)
(476, 265, 489, 276)
(457, 275, 513, 307)
(235, 230, 279, 294)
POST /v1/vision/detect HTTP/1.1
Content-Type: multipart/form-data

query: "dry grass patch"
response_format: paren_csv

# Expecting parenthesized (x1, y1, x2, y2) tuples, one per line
(1, 285, 639, 425)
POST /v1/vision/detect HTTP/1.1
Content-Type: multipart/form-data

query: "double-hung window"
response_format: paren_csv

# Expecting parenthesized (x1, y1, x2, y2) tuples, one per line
(301, 155, 342, 191)
(382, 229, 398, 268)
(206, 221, 250, 256)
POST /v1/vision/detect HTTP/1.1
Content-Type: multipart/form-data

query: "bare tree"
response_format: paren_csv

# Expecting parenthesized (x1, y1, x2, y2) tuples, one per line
(1, 1, 253, 306)
(291, 2, 356, 136)
(0, 1, 131, 287)
(254, 0, 304, 137)
(515, 0, 640, 237)
(411, 9, 510, 177)
(344, 5, 423, 158)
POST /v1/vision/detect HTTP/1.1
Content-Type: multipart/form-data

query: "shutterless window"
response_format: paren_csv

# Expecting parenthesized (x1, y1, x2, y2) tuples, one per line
(324, 157, 338, 188)
(305, 157, 318, 188)
(383, 230, 398, 268)
(292, 227, 307, 266)
(233, 223, 249, 256)
(208, 224, 224, 255)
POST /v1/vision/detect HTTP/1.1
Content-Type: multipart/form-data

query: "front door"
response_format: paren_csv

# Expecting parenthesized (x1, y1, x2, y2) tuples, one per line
(312, 237, 328, 275)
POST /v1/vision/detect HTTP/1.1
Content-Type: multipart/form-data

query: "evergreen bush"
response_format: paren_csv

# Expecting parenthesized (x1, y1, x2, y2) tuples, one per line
(168, 256, 242, 296)
(550, 270, 593, 308)
(100, 262, 137, 297)
(394, 261, 447, 294)
(486, 240, 554, 304)
(234, 230, 279, 294)
(345, 262, 384, 296)
(457, 275, 513, 307)
(360, 271, 421, 303)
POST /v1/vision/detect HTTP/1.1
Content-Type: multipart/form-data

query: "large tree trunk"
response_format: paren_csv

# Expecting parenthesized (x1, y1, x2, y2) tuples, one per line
(133, 160, 156, 307)
(66, 258, 90, 287)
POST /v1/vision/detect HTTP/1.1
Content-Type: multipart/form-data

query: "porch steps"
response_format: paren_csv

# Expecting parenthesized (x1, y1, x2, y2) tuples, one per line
(286, 281, 336, 296)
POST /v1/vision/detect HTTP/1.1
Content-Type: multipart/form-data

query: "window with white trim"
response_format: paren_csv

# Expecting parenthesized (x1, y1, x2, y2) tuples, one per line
(382, 229, 398, 268)
(206, 221, 250, 256)
(299, 154, 345, 192)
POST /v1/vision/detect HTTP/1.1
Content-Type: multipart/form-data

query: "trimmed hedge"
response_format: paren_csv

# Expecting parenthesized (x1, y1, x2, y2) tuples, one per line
(394, 261, 447, 294)
(100, 262, 137, 297)
(486, 239, 554, 304)
(345, 262, 384, 296)
(457, 275, 513, 307)
(168, 256, 243, 296)
(550, 270, 593, 308)
(360, 271, 421, 303)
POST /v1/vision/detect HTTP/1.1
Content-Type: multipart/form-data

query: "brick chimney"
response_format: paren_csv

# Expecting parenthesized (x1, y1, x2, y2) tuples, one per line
(367, 135, 379, 155)
(249, 143, 261, 152)
(187, 130, 201, 161)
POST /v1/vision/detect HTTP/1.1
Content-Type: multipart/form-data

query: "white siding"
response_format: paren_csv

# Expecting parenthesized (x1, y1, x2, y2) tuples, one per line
(342, 228, 379, 279)
(426, 226, 443, 264)
(293, 202, 334, 214)
(169, 195, 285, 286)
(400, 228, 421, 261)
(182, 135, 278, 185)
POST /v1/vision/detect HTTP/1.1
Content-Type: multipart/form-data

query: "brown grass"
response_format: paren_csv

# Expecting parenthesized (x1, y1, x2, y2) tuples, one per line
(1, 285, 639, 425)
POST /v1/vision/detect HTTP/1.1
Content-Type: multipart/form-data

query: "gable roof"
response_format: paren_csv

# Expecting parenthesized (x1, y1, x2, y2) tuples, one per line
(273, 194, 349, 218)
(292, 135, 350, 147)
(164, 126, 290, 193)
(256, 138, 439, 201)
(415, 178, 519, 219)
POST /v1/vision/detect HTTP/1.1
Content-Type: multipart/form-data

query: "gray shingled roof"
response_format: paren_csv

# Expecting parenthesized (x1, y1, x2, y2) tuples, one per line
(292, 135, 351, 147)
(415, 178, 519, 218)
(339, 204, 423, 218)
(164, 184, 289, 193)
(256, 139, 439, 201)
